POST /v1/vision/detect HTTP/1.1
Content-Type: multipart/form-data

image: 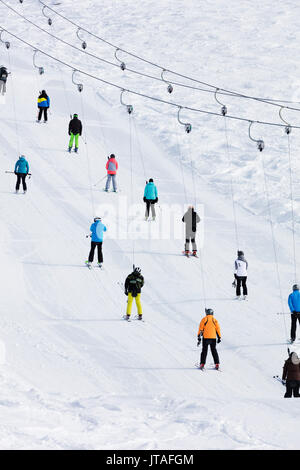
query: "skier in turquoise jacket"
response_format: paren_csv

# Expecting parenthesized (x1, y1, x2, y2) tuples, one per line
(288, 284, 300, 343)
(86, 217, 107, 267)
(143, 179, 158, 221)
(14, 155, 29, 193)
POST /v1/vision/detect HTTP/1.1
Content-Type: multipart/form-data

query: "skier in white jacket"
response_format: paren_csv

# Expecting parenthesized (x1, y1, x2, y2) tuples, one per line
(233, 250, 248, 300)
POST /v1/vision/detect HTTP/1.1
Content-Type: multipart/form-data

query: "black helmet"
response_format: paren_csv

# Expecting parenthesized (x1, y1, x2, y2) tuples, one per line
(293, 284, 299, 291)
(73, 113, 78, 118)
(205, 308, 214, 315)
(134, 266, 141, 274)
(237, 250, 244, 256)
(94, 217, 101, 222)
(109, 154, 115, 159)
(149, 178, 154, 183)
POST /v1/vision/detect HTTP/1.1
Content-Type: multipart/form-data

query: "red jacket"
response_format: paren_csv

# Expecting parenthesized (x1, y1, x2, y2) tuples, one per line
(106, 158, 118, 175)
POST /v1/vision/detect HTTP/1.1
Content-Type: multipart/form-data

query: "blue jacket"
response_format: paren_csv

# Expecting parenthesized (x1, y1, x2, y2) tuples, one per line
(90, 220, 107, 242)
(288, 291, 300, 313)
(38, 94, 50, 108)
(15, 156, 29, 174)
(144, 182, 158, 200)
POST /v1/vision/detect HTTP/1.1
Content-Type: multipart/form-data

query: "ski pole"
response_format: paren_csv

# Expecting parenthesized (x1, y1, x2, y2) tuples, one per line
(5, 171, 32, 177)
(93, 175, 107, 187)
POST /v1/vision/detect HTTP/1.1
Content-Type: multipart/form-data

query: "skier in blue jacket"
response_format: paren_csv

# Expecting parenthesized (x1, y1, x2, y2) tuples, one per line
(14, 155, 29, 193)
(143, 179, 158, 221)
(86, 217, 107, 268)
(288, 284, 300, 343)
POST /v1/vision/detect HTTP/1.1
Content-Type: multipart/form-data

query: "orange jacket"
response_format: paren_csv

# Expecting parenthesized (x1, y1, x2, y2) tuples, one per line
(198, 315, 221, 339)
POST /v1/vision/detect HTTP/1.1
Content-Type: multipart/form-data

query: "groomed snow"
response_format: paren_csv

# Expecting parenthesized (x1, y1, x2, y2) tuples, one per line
(0, 0, 299, 450)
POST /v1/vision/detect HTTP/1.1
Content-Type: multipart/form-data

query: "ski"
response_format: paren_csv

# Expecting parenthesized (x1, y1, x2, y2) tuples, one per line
(273, 375, 284, 385)
(182, 251, 190, 258)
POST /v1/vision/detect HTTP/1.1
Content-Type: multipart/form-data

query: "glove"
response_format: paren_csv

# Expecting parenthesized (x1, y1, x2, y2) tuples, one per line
(282, 379, 286, 385)
(232, 280, 236, 288)
(197, 335, 201, 347)
(143, 197, 146, 203)
(217, 337, 221, 344)
(155, 197, 158, 203)
(14, 171, 17, 175)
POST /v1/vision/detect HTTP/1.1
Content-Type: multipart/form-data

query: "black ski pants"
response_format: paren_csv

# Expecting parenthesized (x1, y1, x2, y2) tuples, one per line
(284, 380, 300, 398)
(236, 276, 247, 296)
(88, 241, 103, 263)
(200, 338, 220, 365)
(38, 108, 48, 122)
(290, 312, 300, 342)
(16, 173, 27, 191)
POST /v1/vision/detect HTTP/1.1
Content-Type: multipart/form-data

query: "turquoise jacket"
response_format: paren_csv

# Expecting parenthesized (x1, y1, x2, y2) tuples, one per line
(15, 156, 29, 174)
(144, 182, 158, 200)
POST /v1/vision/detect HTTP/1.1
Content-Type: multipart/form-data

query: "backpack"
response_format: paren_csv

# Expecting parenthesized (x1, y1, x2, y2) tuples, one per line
(0, 67, 8, 83)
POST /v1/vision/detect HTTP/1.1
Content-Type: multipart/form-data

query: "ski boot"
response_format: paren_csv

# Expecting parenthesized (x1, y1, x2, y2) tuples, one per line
(192, 250, 198, 257)
(125, 314, 131, 321)
(68, 147, 72, 153)
(97, 262, 103, 269)
(243, 295, 248, 301)
(74, 147, 78, 153)
(215, 364, 220, 370)
(184, 250, 190, 257)
(144, 216, 148, 221)
(137, 314, 143, 321)
(85, 260, 92, 268)
(152, 216, 156, 221)
(23, 190, 27, 194)
(199, 363, 205, 370)
(235, 295, 241, 300)
(15, 189, 19, 194)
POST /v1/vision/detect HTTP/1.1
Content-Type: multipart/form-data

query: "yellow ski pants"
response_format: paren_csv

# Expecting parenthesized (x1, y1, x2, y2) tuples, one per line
(126, 293, 142, 316)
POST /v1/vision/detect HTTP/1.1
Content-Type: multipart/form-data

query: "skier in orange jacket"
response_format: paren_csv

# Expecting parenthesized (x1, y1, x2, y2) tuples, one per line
(197, 308, 221, 370)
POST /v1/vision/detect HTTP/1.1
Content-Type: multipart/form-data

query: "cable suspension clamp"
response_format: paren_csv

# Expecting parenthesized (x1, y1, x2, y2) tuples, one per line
(33, 50, 45, 75)
(161, 69, 173, 94)
(72, 70, 83, 92)
(279, 106, 292, 135)
(76, 28, 87, 50)
(214, 88, 227, 116)
(120, 89, 133, 114)
(0, 30, 10, 49)
(248, 121, 264, 151)
(115, 49, 126, 71)
(41, 5, 52, 26)
(177, 106, 192, 133)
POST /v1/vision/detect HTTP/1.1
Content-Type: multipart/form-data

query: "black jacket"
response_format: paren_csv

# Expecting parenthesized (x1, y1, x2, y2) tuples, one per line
(69, 117, 82, 136)
(125, 272, 144, 297)
(0, 67, 8, 83)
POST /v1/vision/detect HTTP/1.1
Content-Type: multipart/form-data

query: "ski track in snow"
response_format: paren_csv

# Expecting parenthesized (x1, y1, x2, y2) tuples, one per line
(0, 0, 299, 450)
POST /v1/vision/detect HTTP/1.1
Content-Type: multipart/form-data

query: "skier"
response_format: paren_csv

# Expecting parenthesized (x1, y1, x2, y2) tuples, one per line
(143, 178, 158, 221)
(68, 113, 82, 153)
(282, 351, 300, 398)
(14, 155, 29, 194)
(288, 284, 300, 343)
(105, 154, 118, 192)
(124, 266, 144, 320)
(182, 206, 200, 257)
(234, 250, 248, 300)
(0, 65, 9, 95)
(197, 308, 221, 370)
(37, 90, 50, 123)
(85, 217, 107, 268)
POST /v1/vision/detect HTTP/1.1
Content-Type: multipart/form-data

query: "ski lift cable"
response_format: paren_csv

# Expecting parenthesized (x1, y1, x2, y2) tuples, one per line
(223, 117, 240, 250)
(2, 25, 300, 132)
(5, 42, 20, 155)
(36, 0, 300, 111)
(287, 132, 297, 283)
(260, 148, 288, 347)
(79, 90, 95, 217)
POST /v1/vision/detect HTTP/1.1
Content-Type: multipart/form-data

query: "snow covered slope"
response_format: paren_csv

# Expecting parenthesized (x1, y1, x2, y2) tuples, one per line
(0, 0, 299, 449)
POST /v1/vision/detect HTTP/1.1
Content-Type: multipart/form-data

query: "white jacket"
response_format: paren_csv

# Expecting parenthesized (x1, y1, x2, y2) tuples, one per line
(234, 257, 248, 277)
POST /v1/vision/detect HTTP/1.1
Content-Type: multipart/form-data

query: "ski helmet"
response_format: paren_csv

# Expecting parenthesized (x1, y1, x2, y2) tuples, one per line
(149, 178, 154, 183)
(73, 113, 78, 118)
(94, 217, 101, 222)
(110, 154, 115, 159)
(134, 266, 141, 274)
(293, 284, 299, 291)
(237, 250, 244, 257)
(205, 308, 214, 315)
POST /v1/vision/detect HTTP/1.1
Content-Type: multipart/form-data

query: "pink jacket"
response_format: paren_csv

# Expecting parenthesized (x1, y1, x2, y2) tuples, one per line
(106, 158, 118, 175)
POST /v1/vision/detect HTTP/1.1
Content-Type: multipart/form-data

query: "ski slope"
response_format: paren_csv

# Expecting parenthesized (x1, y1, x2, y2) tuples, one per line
(0, 0, 300, 450)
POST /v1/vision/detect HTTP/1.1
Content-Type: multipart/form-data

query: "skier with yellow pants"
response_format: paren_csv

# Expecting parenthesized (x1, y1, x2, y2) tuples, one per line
(68, 114, 82, 153)
(124, 267, 144, 320)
